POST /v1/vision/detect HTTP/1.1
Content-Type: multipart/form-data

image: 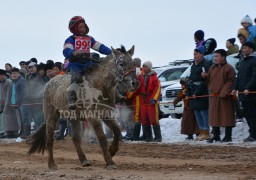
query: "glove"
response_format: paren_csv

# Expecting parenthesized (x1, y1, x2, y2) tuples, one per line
(150, 99, 157, 105)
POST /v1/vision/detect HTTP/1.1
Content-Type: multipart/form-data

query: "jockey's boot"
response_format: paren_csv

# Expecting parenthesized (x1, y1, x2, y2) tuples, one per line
(222, 127, 232, 142)
(131, 122, 141, 141)
(55, 123, 66, 140)
(207, 127, 221, 143)
(68, 90, 76, 109)
(153, 125, 162, 142)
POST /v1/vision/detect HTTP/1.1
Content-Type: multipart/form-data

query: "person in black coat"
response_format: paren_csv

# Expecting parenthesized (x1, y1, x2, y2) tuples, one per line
(187, 46, 212, 140)
(232, 42, 256, 142)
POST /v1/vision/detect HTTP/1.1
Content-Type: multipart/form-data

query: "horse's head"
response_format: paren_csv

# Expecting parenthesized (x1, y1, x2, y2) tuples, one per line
(111, 45, 140, 92)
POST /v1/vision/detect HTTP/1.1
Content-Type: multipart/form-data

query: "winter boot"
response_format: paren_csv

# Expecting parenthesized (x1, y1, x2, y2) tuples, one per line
(207, 127, 221, 143)
(199, 130, 210, 141)
(185, 135, 194, 140)
(68, 90, 77, 109)
(153, 125, 162, 142)
(222, 127, 232, 142)
(132, 122, 141, 141)
(139, 125, 146, 141)
(143, 125, 153, 142)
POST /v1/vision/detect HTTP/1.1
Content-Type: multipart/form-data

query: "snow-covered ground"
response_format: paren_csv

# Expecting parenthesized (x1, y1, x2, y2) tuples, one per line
(1, 117, 256, 147)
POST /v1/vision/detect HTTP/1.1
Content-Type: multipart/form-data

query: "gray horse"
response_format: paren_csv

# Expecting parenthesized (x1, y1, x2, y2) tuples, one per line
(28, 46, 139, 170)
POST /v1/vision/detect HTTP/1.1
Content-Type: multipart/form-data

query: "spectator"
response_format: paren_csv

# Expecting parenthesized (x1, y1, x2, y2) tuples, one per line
(5, 63, 12, 78)
(226, 38, 239, 55)
(10, 68, 30, 139)
(203, 38, 217, 62)
(194, 30, 205, 48)
(126, 58, 144, 141)
(46, 59, 54, 66)
(232, 42, 256, 142)
(0, 69, 19, 138)
(173, 79, 199, 140)
(53, 62, 65, 75)
(38, 63, 49, 83)
(30, 57, 38, 64)
(187, 47, 212, 141)
(202, 49, 236, 143)
(45, 63, 55, 79)
(240, 15, 256, 44)
(26, 62, 45, 130)
(19, 61, 27, 70)
(137, 61, 162, 142)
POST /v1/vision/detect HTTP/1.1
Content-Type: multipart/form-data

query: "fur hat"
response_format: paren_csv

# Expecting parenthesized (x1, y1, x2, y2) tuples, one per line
(0, 69, 6, 75)
(37, 63, 46, 71)
(143, 61, 153, 69)
(243, 42, 255, 51)
(227, 38, 236, 45)
(241, 15, 253, 25)
(194, 46, 206, 55)
(19, 61, 26, 66)
(194, 30, 204, 41)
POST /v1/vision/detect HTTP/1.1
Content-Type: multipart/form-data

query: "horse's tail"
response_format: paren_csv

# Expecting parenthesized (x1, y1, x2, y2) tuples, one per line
(27, 124, 47, 155)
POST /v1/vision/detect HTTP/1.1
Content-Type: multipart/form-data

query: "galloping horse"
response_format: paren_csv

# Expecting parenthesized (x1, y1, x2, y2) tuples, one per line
(28, 46, 139, 170)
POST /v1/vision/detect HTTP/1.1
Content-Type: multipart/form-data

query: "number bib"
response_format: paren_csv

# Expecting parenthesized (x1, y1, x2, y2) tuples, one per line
(75, 36, 91, 53)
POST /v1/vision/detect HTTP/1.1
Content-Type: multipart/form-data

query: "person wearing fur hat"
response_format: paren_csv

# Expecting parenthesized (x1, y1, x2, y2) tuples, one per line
(194, 30, 205, 48)
(226, 38, 239, 55)
(135, 61, 162, 142)
(0, 69, 20, 138)
(37, 62, 49, 83)
(63, 16, 112, 109)
(240, 15, 256, 44)
(53, 62, 65, 75)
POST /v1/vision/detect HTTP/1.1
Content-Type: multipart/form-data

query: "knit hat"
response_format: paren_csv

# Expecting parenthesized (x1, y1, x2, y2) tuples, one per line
(243, 42, 255, 51)
(237, 28, 249, 38)
(194, 30, 204, 41)
(241, 15, 253, 25)
(37, 62, 46, 71)
(143, 61, 153, 69)
(0, 69, 6, 75)
(227, 38, 236, 45)
(194, 46, 206, 55)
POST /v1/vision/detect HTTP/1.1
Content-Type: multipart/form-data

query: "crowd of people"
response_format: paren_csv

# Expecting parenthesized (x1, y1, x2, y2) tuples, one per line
(0, 14, 256, 144)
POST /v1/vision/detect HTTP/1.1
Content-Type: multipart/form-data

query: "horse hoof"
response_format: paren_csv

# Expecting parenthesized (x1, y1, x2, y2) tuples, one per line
(81, 160, 91, 167)
(49, 164, 58, 170)
(106, 164, 117, 170)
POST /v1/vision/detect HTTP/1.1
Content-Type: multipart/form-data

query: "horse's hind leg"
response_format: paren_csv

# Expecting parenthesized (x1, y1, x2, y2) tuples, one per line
(103, 119, 120, 157)
(46, 108, 58, 170)
(90, 119, 117, 170)
(70, 120, 91, 166)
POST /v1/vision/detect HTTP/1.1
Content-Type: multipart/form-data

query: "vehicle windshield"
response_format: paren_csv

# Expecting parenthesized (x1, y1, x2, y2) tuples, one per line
(158, 69, 185, 82)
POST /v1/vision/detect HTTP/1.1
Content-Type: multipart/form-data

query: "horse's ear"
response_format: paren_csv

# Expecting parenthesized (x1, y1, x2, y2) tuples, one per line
(111, 47, 121, 58)
(127, 45, 135, 56)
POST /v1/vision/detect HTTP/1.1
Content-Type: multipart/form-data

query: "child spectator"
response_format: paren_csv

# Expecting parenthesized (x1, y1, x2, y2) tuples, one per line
(240, 15, 256, 44)
(194, 30, 205, 48)
(173, 79, 199, 140)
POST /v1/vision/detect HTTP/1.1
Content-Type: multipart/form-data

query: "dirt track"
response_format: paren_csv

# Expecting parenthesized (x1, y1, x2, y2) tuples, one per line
(0, 139, 256, 180)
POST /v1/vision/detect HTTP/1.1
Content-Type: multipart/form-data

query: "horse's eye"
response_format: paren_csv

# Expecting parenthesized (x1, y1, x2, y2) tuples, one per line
(119, 63, 123, 67)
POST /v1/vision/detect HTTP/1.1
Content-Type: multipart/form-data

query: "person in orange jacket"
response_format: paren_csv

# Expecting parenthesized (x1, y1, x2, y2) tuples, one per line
(137, 61, 162, 142)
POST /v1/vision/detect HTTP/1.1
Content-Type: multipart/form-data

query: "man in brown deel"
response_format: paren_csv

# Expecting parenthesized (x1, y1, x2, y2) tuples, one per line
(202, 49, 236, 143)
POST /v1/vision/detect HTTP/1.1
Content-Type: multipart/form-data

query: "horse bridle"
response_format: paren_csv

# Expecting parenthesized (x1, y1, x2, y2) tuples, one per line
(114, 56, 135, 80)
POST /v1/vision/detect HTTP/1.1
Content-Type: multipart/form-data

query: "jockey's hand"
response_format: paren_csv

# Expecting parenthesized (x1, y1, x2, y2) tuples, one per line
(150, 99, 157, 105)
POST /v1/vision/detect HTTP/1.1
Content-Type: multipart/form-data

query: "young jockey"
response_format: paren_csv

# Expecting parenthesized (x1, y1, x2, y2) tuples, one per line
(63, 16, 112, 108)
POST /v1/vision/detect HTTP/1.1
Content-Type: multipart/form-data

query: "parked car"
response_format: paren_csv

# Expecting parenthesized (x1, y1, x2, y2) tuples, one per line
(160, 53, 240, 118)
(153, 60, 193, 99)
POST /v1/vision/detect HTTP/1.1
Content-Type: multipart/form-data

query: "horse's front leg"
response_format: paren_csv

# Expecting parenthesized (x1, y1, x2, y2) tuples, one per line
(90, 118, 117, 170)
(70, 120, 91, 166)
(103, 119, 121, 157)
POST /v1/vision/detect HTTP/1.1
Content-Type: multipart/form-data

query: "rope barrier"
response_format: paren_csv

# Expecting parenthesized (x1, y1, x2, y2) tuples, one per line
(0, 91, 256, 108)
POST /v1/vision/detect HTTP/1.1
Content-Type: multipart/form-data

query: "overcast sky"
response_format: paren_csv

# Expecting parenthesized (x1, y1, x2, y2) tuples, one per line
(0, 0, 256, 69)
